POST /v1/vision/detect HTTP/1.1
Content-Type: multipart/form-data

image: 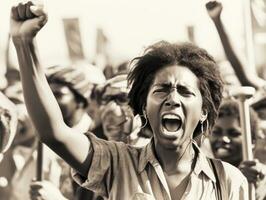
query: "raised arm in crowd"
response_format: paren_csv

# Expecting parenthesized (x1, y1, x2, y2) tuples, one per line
(10, 2, 92, 177)
(206, 1, 266, 89)
(10, 1, 249, 199)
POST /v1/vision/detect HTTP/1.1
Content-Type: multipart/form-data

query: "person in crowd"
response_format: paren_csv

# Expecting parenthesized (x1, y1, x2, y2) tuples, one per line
(29, 72, 149, 200)
(209, 99, 259, 166)
(45, 65, 93, 132)
(209, 99, 266, 200)
(252, 97, 266, 164)
(4, 64, 99, 200)
(206, 1, 266, 90)
(26, 65, 101, 200)
(0, 93, 17, 200)
(10, 2, 248, 199)
(94, 74, 151, 146)
(0, 91, 17, 155)
(0, 81, 36, 200)
(5, 82, 36, 147)
(29, 72, 148, 200)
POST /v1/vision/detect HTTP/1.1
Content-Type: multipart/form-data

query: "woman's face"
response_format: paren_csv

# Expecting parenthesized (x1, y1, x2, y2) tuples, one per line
(146, 65, 204, 151)
(100, 86, 133, 141)
(209, 116, 242, 166)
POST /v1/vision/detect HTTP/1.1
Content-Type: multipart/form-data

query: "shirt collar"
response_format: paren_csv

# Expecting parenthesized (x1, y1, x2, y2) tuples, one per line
(193, 141, 216, 182)
(138, 139, 216, 182)
(138, 139, 158, 173)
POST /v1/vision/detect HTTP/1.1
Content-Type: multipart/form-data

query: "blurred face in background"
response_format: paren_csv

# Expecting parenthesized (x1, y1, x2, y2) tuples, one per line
(210, 115, 242, 166)
(0, 108, 11, 152)
(49, 82, 84, 126)
(13, 104, 35, 146)
(87, 98, 102, 130)
(100, 85, 134, 142)
(5, 82, 35, 147)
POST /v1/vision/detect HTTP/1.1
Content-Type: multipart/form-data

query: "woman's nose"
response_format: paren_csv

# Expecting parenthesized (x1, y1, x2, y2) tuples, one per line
(221, 135, 230, 143)
(165, 89, 181, 107)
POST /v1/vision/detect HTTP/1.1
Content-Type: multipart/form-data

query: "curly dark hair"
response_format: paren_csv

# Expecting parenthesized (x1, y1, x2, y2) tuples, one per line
(218, 99, 259, 141)
(128, 41, 224, 137)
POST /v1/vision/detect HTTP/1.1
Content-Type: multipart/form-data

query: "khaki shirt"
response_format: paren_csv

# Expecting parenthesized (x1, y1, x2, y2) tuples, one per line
(72, 132, 248, 200)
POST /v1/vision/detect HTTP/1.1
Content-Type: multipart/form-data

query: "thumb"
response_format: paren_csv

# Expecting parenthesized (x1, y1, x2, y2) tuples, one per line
(240, 160, 256, 167)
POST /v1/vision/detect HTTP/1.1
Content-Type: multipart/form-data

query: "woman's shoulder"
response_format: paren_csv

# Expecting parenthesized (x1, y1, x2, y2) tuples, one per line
(221, 161, 243, 176)
(85, 131, 146, 154)
(221, 161, 248, 186)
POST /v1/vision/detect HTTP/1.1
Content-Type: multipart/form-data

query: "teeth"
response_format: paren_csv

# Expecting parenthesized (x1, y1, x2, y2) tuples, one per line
(162, 114, 182, 133)
(216, 148, 230, 157)
(162, 114, 180, 120)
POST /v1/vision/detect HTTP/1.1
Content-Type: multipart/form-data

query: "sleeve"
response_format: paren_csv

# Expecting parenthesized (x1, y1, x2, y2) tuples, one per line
(71, 132, 129, 198)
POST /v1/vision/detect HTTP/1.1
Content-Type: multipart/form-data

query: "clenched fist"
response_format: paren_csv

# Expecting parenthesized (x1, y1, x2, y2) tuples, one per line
(205, 1, 223, 21)
(10, 1, 47, 39)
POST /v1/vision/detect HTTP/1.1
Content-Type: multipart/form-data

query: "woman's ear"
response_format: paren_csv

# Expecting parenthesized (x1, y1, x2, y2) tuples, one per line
(142, 105, 146, 115)
(200, 109, 208, 122)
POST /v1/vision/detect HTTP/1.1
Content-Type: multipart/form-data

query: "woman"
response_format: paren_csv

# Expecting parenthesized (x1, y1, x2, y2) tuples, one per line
(10, 2, 248, 199)
(209, 99, 266, 200)
(210, 99, 259, 166)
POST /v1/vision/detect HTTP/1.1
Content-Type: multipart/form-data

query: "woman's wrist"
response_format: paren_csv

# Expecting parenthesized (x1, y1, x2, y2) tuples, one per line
(12, 35, 34, 46)
(212, 17, 222, 26)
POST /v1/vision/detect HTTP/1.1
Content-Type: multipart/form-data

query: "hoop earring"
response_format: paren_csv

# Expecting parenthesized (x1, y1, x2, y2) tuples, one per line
(200, 119, 209, 135)
(200, 120, 209, 145)
(139, 113, 148, 129)
(200, 120, 204, 135)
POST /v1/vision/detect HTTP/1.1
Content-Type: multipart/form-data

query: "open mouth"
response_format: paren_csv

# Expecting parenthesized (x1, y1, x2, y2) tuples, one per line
(215, 147, 231, 157)
(213, 143, 232, 157)
(161, 114, 182, 133)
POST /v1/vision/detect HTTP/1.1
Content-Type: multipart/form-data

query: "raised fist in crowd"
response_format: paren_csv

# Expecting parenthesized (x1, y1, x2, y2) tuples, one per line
(10, 1, 47, 39)
(206, 1, 222, 21)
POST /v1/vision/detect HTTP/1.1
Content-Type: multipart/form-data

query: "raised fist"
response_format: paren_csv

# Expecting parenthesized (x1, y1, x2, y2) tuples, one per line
(10, 1, 47, 39)
(206, 1, 223, 21)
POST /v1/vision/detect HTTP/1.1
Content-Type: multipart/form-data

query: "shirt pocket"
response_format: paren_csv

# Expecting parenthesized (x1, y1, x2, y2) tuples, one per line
(132, 192, 156, 200)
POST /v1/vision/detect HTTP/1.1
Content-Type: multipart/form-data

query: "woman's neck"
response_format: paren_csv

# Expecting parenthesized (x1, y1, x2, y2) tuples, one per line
(155, 139, 195, 175)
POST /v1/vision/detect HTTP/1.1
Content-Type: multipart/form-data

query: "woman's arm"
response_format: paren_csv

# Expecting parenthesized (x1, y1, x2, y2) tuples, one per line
(10, 1, 92, 176)
(206, 1, 266, 89)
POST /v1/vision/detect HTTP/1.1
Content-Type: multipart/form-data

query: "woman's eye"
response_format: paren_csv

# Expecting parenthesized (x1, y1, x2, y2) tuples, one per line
(154, 89, 164, 93)
(176, 86, 195, 97)
(101, 96, 112, 105)
(116, 94, 128, 104)
(179, 90, 194, 96)
(182, 90, 194, 96)
(154, 88, 168, 93)
(229, 130, 241, 137)
(153, 89, 163, 93)
(212, 129, 222, 136)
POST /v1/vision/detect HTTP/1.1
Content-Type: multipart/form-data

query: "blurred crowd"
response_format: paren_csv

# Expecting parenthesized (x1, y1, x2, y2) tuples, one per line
(1, 1, 266, 200)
